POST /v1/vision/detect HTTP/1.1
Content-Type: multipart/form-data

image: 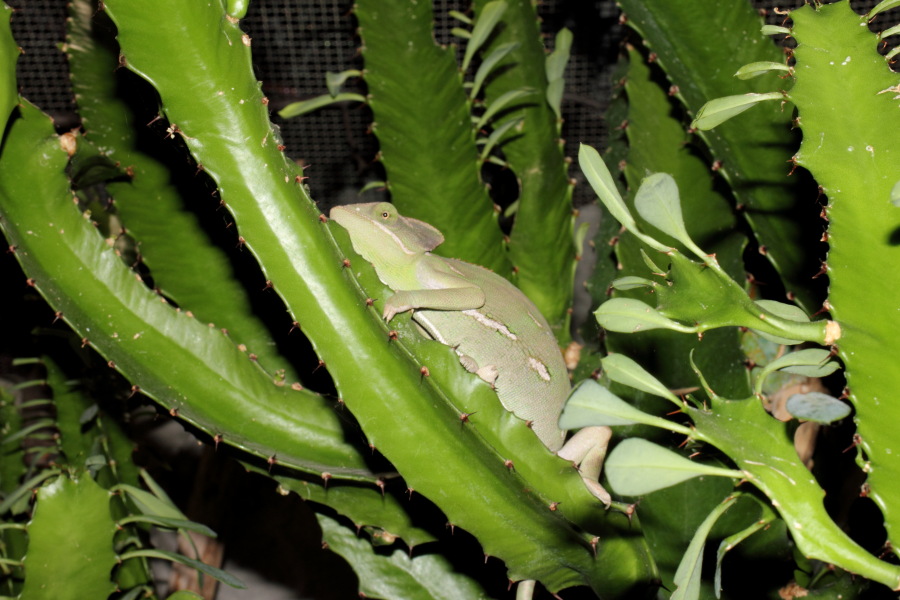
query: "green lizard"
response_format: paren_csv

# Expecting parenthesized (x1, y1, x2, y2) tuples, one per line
(330, 202, 611, 504)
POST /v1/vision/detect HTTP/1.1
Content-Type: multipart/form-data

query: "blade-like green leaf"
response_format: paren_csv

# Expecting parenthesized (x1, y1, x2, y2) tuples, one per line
(279, 92, 366, 118)
(671, 495, 738, 600)
(462, 0, 507, 72)
(318, 513, 497, 600)
(475, 87, 537, 130)
(868, 0, 900, 19)
(121, 549, 245, 589)
(471, 41, 519, 100)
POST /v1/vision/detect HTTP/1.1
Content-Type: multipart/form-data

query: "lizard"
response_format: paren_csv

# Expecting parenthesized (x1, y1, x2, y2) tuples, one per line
(330, 201, 611, 505)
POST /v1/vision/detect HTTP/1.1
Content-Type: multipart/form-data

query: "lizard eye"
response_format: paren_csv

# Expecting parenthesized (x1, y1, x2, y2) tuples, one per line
(381, 211, 390, 219)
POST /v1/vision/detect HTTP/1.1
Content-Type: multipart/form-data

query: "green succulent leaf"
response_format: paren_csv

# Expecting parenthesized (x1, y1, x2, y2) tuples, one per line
(478, 116, 522, 160)
(755, 347, 839, 395)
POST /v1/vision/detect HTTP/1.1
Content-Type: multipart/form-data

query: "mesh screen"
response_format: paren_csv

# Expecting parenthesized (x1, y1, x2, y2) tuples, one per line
(8, 0, 891, 205)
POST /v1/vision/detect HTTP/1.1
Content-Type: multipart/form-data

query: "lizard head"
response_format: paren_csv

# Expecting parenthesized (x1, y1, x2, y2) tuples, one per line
(330, 202, 444, 264)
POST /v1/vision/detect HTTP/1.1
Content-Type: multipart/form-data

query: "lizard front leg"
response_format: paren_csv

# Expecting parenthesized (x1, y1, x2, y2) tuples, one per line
(384, 286, 485, 321)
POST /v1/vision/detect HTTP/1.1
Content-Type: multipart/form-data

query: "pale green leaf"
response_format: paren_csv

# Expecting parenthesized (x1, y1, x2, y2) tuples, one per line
(451, 27, 472, 39)
(634, 172, 704, 256)
(579, 144, 670, 251)
(692, 92, 783, 130)
(559, 379, 690, 434)
(755, 348, 837, 394)
(448, 10, 472, 25)
(578, 144, 636, 231)
(881, 23, 900, 40)
(601, 353, 681, 405)
(760, 25, 791, 36)
(358, 180, 386, 195)
(545, 28, 573, 82)
(116, 484, 187, 521)
(605, 439, 744, 496)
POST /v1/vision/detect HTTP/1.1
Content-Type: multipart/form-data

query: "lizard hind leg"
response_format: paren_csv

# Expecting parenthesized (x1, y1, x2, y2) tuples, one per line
(458, 354, 499, 387)
(558, 426, 613, 507)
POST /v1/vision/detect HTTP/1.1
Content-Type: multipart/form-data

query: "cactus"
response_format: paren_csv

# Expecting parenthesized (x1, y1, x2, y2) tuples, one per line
(691, 0, 900, 564)
(569, 0, 900, 595)
(1, 0, 654, 595)
(4, 0, 900, 596)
